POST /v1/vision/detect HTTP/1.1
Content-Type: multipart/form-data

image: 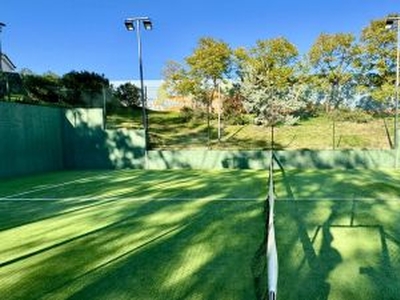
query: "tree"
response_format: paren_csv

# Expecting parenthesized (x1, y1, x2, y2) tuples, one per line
(163, 60, 198, 99)
(113, 82, 140, 107)
(61, 71, 109, 107)
(163, 37, 232, 147)
(357, 14, 399, 108)
(22, 72, 63, 103)
(309, 33, 360, 111)
(240, 37, 303, 148)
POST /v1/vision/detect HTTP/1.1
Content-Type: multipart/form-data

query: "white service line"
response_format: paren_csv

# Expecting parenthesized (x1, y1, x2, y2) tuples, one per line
(1, 170, 128, 199)
(0, 197, 262, 202)
(278, 197, 398, 201)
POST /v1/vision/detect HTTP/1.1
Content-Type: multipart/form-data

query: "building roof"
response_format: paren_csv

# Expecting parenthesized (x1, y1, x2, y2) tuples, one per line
(0, 53, 16, 72)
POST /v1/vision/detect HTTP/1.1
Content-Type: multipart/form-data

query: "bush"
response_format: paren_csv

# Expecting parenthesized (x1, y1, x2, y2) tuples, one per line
(335, 109, 374, 123)
(180, 106, 195, 122)
(294, 103, 322, 119)
(224, 114, 250, 125)
(180, 106, 208, 122)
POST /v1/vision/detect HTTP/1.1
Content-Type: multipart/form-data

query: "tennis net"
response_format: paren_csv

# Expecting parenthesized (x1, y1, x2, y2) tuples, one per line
(267, 151, 278, 300)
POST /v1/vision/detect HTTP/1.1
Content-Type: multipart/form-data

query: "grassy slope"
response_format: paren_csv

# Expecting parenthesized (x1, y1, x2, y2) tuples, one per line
(107, 109, 393, 150)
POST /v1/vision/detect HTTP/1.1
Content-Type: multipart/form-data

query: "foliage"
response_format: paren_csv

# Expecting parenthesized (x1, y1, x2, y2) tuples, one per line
(163, 60, 195, 97)
(357, 14, 399, 104)
(240, 37, 304, 126)
(186, 37, 232, 90)
(223, 85, 248, 125)
(163, 37, 232, 146)
(179, 106, 208, 122)
(61, 70, 109, 107)
(334, 108, 374, 123)
(20, 70, 110, 107)
(22, 72, 62, 103)
(113, 82, 140, 107)
(308, 33, 360, 110)
(1, 72, 29, 102)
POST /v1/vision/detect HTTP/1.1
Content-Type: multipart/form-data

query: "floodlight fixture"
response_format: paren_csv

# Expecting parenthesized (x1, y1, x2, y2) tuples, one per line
(143, 19, 153, 30)
(124, 19, 135, 31)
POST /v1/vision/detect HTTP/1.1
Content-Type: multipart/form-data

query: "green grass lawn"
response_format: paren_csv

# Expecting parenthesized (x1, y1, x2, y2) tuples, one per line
(1, 169, 399, 299)
(106, 109, 393, 150)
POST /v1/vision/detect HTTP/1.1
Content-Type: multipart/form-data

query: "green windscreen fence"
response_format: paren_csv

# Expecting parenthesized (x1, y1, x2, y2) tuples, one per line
(0, 102, 64, 177)
(0, 101, 398, 179)
(63, 108, 145, 170)
(0, 102, 146, 178)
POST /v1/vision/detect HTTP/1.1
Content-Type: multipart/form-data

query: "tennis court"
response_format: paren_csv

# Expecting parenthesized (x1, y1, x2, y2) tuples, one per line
(1, 168, 400, 299)
(274, 168, 400, 300)
(0, 170, 267, 300)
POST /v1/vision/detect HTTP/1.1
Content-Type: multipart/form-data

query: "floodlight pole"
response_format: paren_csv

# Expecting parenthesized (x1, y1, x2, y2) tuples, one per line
(396, 20, 400, 149)
(124, 17, 152, 152)
(0, 22, 6, 72)
(386, 17, 400, 149)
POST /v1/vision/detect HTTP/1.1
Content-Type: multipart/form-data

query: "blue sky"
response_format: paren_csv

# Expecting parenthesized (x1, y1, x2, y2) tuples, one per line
(1, 0, 399, 80)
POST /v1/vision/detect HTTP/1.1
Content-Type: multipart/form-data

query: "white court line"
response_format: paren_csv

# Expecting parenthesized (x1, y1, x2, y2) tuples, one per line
(278, 197, 400, 201)
(0, 197, 262, 202)
(1, 170, 130, 200)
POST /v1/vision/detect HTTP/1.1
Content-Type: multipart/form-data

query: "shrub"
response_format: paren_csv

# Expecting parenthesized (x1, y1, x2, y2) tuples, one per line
(180, 106, 195, 122)
(224, 114, 250, 125)
(336, 109, 374, 123)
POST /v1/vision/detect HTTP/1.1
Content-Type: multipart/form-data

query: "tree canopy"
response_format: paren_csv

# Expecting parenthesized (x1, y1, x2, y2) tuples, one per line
(308, 33, 360, 110)
(240, 37, 303, 126)
(113, 82, 140, 107)
(358, 15, 399, 104)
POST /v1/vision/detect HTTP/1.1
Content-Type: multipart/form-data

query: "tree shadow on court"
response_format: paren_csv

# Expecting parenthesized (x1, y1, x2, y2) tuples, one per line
(1, 169, 260, 231)
(276, 164, 341, 300)
(275, 157, 400, 300)
(0, 170, 268, 300)
(358, 225, 400, 299)
(59, 201, 263, 300)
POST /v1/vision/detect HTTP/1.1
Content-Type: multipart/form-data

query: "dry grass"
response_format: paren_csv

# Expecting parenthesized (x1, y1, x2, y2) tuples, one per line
(107, 109, 393, 150)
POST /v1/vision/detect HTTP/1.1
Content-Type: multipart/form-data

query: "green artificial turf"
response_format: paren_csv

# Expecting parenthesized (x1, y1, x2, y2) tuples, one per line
(274, 169, 400, 300)
(0, 170, 267, 300)
(1, 169, 399, 299)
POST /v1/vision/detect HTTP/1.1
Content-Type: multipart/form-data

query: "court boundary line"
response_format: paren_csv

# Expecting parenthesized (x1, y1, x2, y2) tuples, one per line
(0, 197, 263, 202)
(1, 197, 398, 202)
(278, 197, 400, 201)
(1, 170, 129, 199)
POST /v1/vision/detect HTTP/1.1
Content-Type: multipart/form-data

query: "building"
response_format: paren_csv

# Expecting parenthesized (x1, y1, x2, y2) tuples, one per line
(0, 53, 16, 72)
